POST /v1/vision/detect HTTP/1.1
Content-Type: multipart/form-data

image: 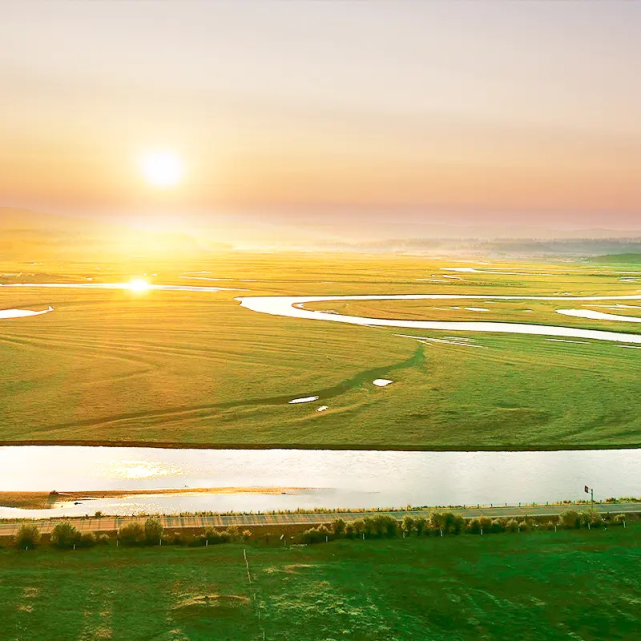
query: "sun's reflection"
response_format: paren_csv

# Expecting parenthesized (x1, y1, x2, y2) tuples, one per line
(128, 278, 151, 292)
(105, 460, 184, 480)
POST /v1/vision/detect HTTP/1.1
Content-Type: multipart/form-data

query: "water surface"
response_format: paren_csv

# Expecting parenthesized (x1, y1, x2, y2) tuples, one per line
(1, 446, 638, 518)
(238, 294, 641, 344)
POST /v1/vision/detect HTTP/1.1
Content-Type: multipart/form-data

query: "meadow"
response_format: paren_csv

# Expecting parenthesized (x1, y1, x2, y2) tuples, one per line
(0, 524, 639, 640)
(1, 253, 640, 450)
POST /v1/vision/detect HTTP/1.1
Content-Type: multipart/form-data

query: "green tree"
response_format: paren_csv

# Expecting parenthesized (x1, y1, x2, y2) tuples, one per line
(429, 512, 446, 535)
(350, 519, 366, 537)
(51, 522, 81, 549)
(478, 516, 493, 533)
(372, 515, 399, 538)
(225, 526, 241, 541)
(362, 517, 376, 537)
(79, 532, 97, 548)
(582, 511, 603, 528)
(443, 512, 465, 535)
(560, 510, 582, 530)
(203, 528, 229, 544)
(144, 518, 164, 544)
(332, 518, 346, 537)
(402, 515, 416, 536)
(119, 521, 145, 546)
(467, 518, 482, 534)
(490, 519, 505, 533)
(15, 524, 40, 549)
(505, 518, 519, 533)
(302, 524, 331, 544)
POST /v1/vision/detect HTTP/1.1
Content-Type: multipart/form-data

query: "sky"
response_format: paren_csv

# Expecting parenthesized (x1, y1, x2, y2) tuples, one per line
(1, 1, 641, 242)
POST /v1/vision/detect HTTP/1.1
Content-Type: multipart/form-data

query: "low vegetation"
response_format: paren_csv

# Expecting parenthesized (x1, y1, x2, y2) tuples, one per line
(13, 524, 40, 550)
(301, 510, 631, 544)
(8, 511, 634, 553)
(1, 521, 639, 640)
(50, 522, 100, 549)
(2, 255, 641, 450)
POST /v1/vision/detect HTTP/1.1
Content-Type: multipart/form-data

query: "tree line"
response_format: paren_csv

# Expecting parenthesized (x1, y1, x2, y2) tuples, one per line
(8, 510, 633, 550)
(302, 510, 630, 543)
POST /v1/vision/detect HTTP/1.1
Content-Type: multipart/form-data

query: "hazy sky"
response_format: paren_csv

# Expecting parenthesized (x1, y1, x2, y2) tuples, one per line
(1, 1, 640, 238)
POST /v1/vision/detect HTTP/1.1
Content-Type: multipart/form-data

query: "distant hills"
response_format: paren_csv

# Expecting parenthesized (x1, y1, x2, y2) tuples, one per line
(1, 206, 641, 260)
(312, 237, 641, 259)
(588, 253, 641, 264)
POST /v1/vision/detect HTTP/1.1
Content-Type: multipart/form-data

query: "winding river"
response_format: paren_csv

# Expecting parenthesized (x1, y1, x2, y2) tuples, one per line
(3, 281, 641, 343)
(238, 294, 641, 344)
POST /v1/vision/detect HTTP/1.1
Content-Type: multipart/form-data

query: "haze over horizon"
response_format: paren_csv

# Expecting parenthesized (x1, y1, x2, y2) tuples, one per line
(2, 1, 641, 246)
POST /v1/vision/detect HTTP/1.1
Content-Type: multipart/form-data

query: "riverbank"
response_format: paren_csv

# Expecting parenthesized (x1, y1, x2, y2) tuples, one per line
(2, 438, 640, 451)
(0, 487, 309, 510)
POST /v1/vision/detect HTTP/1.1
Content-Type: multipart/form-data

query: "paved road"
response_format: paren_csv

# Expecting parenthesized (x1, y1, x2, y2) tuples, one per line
(0, 503, 638, 536)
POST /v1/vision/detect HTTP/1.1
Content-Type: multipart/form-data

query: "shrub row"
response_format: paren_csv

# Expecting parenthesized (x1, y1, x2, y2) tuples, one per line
(118, 519, 252, 547)
(301, 510, 633, 544)
(302, 512, 466, 543)
(10, 510, 634, 549)
(13, 522, 109, 550)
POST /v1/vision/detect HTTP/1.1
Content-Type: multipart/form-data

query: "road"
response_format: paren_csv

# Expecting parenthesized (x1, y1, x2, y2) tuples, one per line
(0, 502, 639, 536)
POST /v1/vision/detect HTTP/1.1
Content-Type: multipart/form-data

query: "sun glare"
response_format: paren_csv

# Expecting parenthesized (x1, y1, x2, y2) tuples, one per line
(128, 278, 151, 292)
(141, 151, 183, 188)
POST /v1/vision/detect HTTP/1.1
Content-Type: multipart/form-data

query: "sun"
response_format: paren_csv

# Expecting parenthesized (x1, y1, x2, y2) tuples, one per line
(128, 278, 151, 292)
(141, 151, 183, 188)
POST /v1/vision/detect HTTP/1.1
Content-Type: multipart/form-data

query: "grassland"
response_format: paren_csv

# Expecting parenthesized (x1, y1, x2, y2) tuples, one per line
(1, 524, 640, 640)
(1, 253, 641, 450)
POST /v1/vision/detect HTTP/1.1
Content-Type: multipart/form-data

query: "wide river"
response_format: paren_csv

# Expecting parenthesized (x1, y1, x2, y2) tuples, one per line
(1, 446, 639, 518)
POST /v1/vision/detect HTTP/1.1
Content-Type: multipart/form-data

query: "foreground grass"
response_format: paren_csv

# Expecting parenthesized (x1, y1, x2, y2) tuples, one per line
(1, 525, 640, 640)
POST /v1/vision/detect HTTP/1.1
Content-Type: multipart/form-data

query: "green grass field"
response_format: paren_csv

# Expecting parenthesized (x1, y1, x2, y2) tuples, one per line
(1, 253, 640, 449)
(1, 525, 640, 640)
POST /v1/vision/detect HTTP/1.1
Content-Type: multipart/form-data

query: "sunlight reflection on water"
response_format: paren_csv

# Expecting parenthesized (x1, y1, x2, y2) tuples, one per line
(0, 446, 639, 518)
(104, 460, 186, 480)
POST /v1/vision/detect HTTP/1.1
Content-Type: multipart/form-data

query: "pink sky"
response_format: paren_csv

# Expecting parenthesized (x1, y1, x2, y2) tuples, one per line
(1, 1, 640, 238)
